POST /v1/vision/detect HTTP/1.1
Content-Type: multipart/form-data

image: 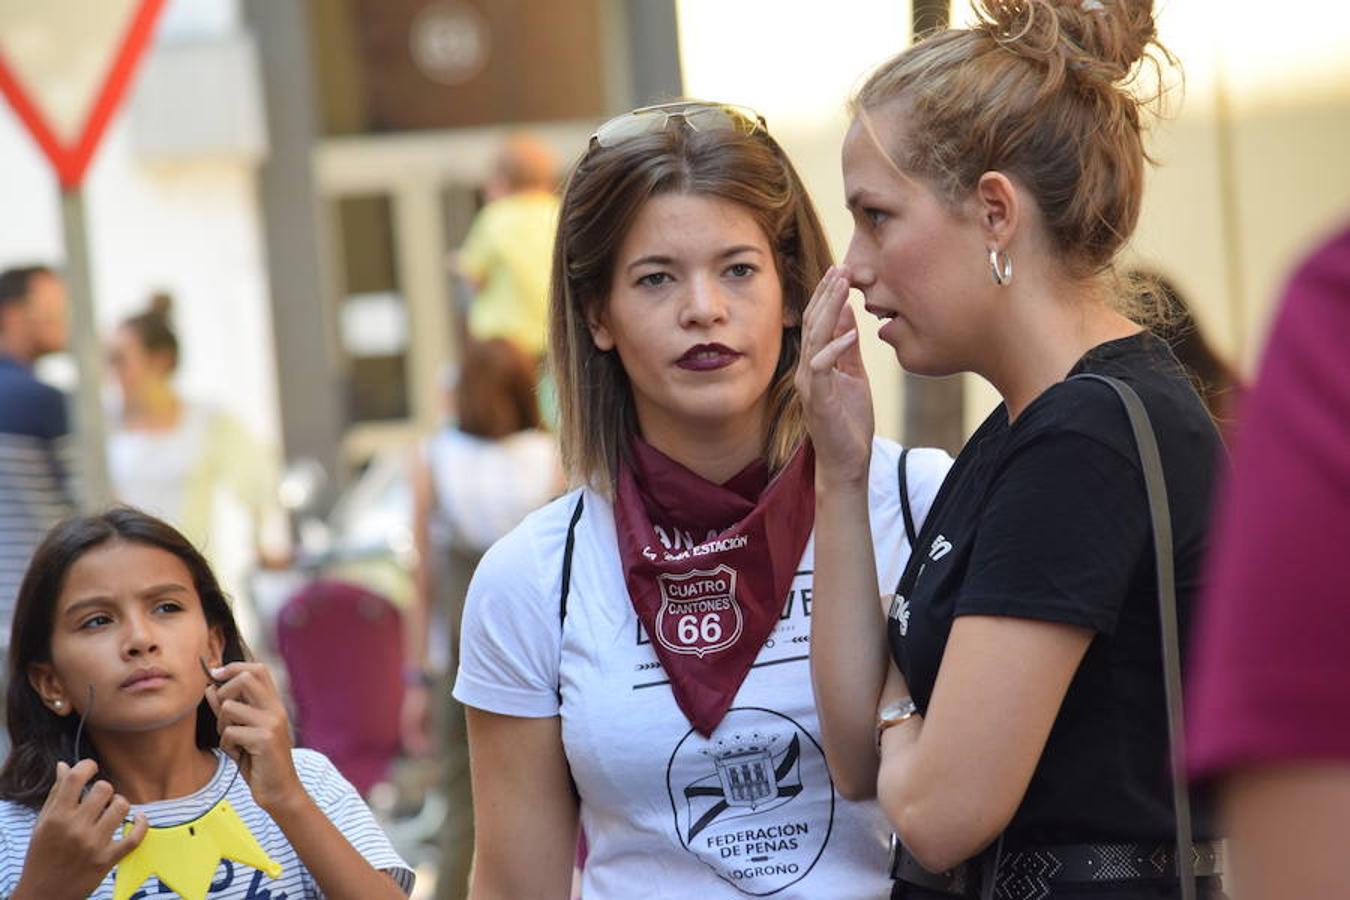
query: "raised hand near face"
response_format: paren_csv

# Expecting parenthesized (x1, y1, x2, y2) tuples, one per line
(795, 265, 876, 488)
(205, 662, 305, 816)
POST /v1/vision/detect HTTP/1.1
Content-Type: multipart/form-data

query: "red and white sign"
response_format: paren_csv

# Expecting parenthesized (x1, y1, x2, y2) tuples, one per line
(0, 0, 167, 188)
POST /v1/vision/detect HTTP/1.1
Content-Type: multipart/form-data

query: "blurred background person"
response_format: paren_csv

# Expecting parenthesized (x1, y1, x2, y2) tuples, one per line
(1188, 222, 1350, 899)
(1133, 270, 1246, 434)
(451, 133, 561, 426)
(452, 133, 560, 362)
(105, 292, 288, 645)
(401, 337, 562, 900)
(0, 265, 74, 663)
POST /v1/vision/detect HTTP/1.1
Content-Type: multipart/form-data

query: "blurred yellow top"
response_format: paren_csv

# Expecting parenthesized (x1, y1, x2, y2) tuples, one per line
(459, 190, 560, 357)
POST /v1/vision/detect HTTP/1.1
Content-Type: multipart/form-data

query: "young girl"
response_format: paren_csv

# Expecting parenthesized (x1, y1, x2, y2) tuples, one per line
(801, 1, 1225, 897)
(452, 100, 950, 898)
(0, 507, 414, 899)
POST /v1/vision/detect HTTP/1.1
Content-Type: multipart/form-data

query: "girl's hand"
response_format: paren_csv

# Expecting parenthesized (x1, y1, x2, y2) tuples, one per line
(205, 662, 306, 816)
(13, 760, 149, 900)
(796, 266, 875, 489)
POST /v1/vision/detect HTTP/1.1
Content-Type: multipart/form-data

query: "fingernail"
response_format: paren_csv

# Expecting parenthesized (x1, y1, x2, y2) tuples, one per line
(210, 666, 226, 678)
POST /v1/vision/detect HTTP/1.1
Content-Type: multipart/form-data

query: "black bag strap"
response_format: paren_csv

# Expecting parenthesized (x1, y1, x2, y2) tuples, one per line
(559, 493, 586, 627)
(1072, 373, 1197, 900)
(898, 447, 918, 548)
(555, 493, 586, 704)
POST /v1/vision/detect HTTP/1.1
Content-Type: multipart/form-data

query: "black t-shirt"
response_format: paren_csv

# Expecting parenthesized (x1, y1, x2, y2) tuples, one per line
(889, 332, 1222, 849)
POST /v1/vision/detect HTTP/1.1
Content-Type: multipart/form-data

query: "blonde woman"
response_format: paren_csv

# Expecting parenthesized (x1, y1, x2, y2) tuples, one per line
(800, 2, 1226, 897)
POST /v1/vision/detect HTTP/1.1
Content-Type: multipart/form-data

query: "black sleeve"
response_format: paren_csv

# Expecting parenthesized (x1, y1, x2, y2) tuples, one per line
(955, 430, 1149, 634)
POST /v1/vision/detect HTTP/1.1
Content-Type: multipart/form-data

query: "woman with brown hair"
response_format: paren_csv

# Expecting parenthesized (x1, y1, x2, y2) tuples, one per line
(801, 2, 1225, 898)
(401, 337, 561, 899)
(106, 294, 288, 620)
(450, 102, 950, 898)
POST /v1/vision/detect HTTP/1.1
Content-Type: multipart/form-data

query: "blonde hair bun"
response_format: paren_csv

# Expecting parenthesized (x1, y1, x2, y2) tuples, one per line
(975, 0, 1158, 87)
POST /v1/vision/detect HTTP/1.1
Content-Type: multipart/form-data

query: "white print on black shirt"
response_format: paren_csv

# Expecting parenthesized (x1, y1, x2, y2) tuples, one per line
(928, 535, 953, 561)
(667, 708, 833, 896)
(887, 593, 911, 637)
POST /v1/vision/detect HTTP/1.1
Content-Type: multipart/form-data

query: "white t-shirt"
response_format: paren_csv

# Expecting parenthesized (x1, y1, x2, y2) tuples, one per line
(425, 427, 560, 554)
(0, 749, 414, 898)
(454, 438, 950, 899)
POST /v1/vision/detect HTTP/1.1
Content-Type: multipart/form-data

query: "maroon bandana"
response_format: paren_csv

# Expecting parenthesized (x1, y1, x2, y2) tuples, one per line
(613, 438, 815, 735)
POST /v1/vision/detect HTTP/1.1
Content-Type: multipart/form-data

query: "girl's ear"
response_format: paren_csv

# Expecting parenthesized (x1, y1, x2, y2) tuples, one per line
(28, 663, 73, 718)
(207, 625, 227, 668)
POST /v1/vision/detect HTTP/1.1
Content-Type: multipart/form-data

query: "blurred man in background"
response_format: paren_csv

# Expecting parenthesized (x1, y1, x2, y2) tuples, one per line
(0, 265, 76, 756)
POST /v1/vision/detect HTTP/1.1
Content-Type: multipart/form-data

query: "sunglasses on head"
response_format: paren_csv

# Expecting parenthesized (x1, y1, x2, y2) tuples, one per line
(589, 101, 767, 150)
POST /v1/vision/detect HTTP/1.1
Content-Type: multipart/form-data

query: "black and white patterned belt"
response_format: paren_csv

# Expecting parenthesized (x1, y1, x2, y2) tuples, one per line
(890, 835, 1224, 899)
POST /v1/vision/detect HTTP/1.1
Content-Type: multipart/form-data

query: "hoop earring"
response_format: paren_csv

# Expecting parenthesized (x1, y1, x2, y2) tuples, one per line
(989, 247, 1013, 286)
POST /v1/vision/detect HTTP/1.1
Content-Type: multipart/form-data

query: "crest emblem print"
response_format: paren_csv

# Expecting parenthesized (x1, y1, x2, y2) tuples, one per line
(667, 708, 834, 896)
(655, 564, 744, 658)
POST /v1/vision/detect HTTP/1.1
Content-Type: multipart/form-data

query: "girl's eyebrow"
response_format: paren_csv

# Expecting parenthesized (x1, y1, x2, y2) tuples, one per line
(61, 596, 113, 619)
(61, 583, 191, 618)
(139, 582, 191, 599)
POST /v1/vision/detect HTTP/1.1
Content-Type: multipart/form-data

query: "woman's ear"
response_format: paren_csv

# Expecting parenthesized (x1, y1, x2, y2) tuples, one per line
(974, 171, 1020, 251)
(28, 663, 73, 718)
(588, 308, 615, 352)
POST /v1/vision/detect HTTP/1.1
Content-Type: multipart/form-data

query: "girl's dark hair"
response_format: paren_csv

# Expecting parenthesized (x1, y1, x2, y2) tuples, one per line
(120, 291, 179, 371)
(0, 507, 249, 809)
(457, 338, 543, 439)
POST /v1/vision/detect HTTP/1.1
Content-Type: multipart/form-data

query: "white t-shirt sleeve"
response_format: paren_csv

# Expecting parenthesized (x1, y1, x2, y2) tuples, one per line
(293, 750, 415, 895)
(453, 499, 568, 718)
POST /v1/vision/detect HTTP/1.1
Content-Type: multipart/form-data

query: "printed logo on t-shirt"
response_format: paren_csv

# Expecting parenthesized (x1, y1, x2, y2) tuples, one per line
(655, 564, 744, 658)
(645, 522, 751, 564)
(928, 535, 953, 561)
(887, 593, 911, 637)
(125, 862, 284, 899)
(666, 707, 833, 896)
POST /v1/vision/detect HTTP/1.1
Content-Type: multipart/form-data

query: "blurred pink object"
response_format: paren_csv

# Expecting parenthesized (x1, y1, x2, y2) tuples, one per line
(276, 578, 405, 795)
(1188, 223, 1350, 776)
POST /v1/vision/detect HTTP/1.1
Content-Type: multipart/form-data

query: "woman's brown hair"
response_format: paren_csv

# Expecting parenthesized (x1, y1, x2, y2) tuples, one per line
(456, 337, 543, 439)
(120, 291, 179, 371)
(549, 106, 832, 493)
(852, 0, 1174, 282)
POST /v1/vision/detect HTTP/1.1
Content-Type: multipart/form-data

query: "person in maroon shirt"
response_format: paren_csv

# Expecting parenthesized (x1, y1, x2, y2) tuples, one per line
(1188, 223, 1350, 899)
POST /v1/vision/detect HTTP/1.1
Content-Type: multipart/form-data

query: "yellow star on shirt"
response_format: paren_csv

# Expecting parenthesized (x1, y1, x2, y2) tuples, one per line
(113, 798, 282, 900)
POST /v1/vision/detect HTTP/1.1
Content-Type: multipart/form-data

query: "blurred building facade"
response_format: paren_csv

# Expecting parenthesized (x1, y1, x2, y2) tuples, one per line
(1, 0, 1348, 493)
